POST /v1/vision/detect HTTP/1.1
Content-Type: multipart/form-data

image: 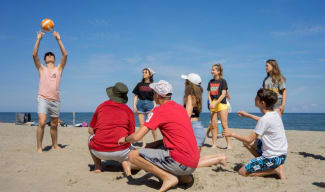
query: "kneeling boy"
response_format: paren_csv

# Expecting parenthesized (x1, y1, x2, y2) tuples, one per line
(223, 88, 287, 180)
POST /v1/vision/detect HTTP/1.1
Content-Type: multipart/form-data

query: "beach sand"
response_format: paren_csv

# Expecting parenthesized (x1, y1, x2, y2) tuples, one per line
(0, 123, 324, 192)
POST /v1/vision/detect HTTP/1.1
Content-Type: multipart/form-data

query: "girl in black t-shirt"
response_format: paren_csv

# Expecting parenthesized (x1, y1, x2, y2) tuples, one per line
(132, 68, 157, 147)
(207, 63, 232, 149)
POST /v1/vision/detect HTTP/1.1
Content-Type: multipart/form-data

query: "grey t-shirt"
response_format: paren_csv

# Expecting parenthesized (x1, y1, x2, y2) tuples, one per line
(262, 76, 286, 100)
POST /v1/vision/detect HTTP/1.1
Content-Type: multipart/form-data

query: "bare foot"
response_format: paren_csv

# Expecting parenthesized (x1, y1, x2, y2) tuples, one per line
(53, 145, 61, 150)
(226, 146, 232, 150)
(37, 148, 43, 153)
(93, 169, 101, 173)
(219, 155, 227, 167)
(211, 144, 216, 148)
(159, 175, 178, 192)
(275, 165, 286, 180)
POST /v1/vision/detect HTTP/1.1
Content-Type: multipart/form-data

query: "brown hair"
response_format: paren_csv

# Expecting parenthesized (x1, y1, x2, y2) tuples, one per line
(256, 88, 278, 110)
(266, 59, 286, 84)
(141, 68, 154, 83)
(212, 63, 223, 79)
(183, 80, 203, 112)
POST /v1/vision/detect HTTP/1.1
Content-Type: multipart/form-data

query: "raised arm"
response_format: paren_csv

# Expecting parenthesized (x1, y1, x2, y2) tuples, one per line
(32, 31, 45, 71)
(53, 31, 68, 72)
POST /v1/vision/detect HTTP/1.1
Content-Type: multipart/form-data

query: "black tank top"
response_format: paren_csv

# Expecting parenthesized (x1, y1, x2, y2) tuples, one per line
(184, 105, 200, 118)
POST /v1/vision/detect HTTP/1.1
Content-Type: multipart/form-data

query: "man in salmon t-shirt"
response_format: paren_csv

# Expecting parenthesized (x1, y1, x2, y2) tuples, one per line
(118, 80, 226, 192)
(32, 31, 68, 153)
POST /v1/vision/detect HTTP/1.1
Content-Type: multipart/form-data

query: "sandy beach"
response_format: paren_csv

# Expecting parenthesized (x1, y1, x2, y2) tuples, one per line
(0, 123, 324, 192)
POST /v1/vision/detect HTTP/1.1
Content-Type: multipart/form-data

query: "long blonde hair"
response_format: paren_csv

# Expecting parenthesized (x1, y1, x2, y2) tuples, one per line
(266, 59, 286, 84)
(212, 63, 223, 79)
(183, 80, 203, 112)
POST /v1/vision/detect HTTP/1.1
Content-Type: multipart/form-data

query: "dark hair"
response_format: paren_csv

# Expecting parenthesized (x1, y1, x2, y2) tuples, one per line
(256, 88, 278, 110)
(141, 68, 154, 83)
(44, 52, 55, 61)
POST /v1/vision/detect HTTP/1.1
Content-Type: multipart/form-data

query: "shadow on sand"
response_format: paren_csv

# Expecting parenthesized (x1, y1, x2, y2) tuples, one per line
(294, 152, 325, 160)
(42, 144, 68, 152)
(312, 182, 325, 188)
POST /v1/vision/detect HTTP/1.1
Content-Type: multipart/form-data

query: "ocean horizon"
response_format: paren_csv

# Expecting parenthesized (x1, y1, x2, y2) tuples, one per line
(1, 112, 324, 132)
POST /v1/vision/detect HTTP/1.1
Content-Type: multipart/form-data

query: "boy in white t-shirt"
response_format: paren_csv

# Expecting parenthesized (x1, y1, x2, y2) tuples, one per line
(223, 88, 287, 180)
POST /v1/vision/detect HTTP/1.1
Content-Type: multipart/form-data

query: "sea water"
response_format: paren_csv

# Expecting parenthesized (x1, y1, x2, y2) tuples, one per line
(1, 112, 324, 131)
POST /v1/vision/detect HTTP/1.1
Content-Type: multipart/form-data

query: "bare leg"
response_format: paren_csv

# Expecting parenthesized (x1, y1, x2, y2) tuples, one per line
(198, 154, 226, 168)
(36, 113, 47, 153)
(122, 161, 131, 176)
(50, 117, 59, 149)
(219, 109, 231, 149)
(243, 140, 260, 157)
(137, 113, 146, 147)
(89, 148, 102, 173)
(211, 112, 218, 148)
(238, 165, 285, 180)
(129, 150, 178, 192)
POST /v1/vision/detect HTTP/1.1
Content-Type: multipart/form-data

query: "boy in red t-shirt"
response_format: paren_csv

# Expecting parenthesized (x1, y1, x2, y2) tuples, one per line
(88, 82, 135, 176)
(118, 80, 226, 192)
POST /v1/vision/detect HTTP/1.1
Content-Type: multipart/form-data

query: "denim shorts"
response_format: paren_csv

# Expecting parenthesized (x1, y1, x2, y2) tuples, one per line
(136, 99, 154, 114)
(192, 121, 206, 147)
(245, 140, 286, 173)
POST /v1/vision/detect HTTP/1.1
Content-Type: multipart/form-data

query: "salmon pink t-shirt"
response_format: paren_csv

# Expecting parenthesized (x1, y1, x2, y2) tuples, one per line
(38, 66, 61, 101)
(144, 100, 200, 168)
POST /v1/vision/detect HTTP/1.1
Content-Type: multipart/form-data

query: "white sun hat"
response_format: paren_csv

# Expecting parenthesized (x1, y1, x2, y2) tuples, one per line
(149, 80, 173, 97)
(181, 73, 202, 85)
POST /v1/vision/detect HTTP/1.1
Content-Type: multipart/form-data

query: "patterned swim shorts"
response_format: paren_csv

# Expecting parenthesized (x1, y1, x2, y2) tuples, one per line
(245, 140, 286, 173)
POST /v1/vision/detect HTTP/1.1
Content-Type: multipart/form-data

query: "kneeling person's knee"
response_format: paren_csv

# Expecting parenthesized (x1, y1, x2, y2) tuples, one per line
(128, 149, 139, 163)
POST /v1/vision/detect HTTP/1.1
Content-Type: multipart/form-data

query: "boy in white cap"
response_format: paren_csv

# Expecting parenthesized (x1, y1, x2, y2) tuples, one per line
(119, 80, 226, 192)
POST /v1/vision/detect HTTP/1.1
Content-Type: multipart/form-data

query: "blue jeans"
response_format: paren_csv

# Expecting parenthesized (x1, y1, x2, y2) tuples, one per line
(136, 99, 154, 113)
(192, 121, 206, 147)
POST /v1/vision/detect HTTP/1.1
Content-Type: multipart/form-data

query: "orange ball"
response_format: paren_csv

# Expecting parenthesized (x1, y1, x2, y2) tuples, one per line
(41, 18, 54, 32)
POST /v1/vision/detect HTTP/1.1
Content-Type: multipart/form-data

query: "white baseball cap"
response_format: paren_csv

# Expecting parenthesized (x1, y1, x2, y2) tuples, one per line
(181, 73, 202, 85)
(144, 67, 155, 75)
(149, 80, 173, 97)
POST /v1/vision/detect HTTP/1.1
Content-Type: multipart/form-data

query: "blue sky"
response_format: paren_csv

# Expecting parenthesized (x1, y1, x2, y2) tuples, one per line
(1, 0, 325, 113)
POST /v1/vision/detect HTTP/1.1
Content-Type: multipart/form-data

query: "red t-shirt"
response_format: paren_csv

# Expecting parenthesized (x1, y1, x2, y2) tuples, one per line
(89, 100, 135, 152)
(144, 101, 200, 168)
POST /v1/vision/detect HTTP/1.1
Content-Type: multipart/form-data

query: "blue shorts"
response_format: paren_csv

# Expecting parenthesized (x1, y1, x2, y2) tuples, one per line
(245, 140, 286, 173)
(192, 121, 206, 147)
(136, 99, 154, 114)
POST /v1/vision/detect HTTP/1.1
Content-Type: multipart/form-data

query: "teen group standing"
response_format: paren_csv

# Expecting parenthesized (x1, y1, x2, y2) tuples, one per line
(33, 31, 288, 192)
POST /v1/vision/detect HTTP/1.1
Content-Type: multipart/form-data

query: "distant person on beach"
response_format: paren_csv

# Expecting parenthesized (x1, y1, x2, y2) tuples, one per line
(132, 68, 157, 147)
(33, 31, 67, 152)
(207, 63, 231, 149)
(263, 59, 286, 115)
(181, 73, 206, 150)
(223, 88, 288, 180)
(118, 80, 226, 192)
(88, 82, 135, 176)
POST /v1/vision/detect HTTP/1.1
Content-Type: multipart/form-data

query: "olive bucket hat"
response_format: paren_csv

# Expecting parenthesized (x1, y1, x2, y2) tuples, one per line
(106, 82, 129, 104)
